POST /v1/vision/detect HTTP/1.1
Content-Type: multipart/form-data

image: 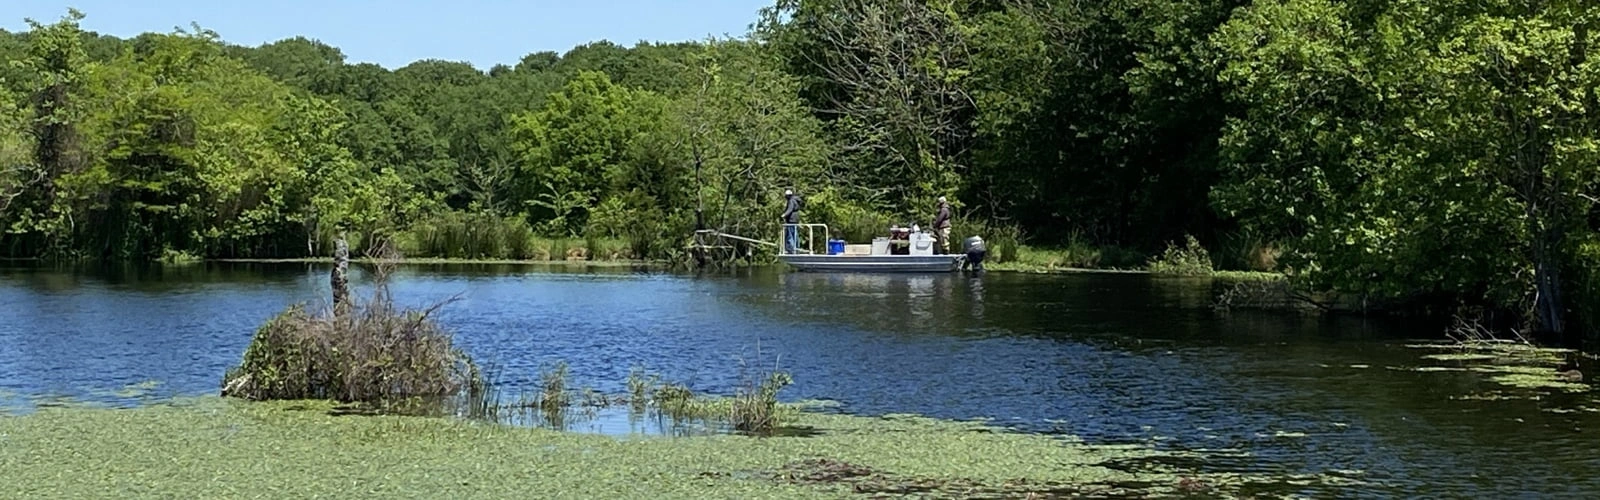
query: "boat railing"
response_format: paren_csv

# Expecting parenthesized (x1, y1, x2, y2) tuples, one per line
(780, 223, 829, 255)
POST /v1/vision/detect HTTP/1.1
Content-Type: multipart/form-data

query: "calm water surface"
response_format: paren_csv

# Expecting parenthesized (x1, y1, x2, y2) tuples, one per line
(1, 262, 1596, 497)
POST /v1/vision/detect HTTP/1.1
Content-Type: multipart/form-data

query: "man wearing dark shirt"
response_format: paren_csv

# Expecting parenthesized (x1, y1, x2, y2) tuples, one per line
(781, 189, 801, 254)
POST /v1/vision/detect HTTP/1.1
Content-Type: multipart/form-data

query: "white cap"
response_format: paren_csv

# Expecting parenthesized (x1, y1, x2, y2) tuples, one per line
(938, 196, 947, 203)
(784, 189, 793, 196)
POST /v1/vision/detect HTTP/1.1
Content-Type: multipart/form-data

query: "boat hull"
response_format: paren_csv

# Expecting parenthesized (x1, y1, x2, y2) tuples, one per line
(778, 254, 964, 273)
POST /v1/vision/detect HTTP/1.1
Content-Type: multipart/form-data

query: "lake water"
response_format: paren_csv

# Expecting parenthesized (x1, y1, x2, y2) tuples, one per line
(1, 262, 1596, 497)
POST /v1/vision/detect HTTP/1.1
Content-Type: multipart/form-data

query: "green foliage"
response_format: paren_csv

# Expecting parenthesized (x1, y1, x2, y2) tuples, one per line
(4, 9, 90, 256)
(1147, 234, 1214, 276)
(949, 217, 1021, 263)
(1214, 228, 1280, 272)
(1211, 0, 1600, 326)
(1573, 239, 1600, 344)
(0, 87, 33, 217)
(510, 71, 665, 236)
(766, 0, 975, 214)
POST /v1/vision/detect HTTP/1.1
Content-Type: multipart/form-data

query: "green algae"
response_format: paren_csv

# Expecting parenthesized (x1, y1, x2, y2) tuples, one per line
(1451, 392, 1521, 401)
(0, 398, 1332, 498)
(1405, 341, 1590, 396)
(81, 381, 165, 400)
(1485, 374, 1589, 392)
(1407, 366, 1472, 372)
(1420, 353, 1498, 362)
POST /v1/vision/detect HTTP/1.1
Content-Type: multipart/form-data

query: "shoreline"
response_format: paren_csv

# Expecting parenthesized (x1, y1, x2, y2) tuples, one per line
(9, 255, 1287, 281)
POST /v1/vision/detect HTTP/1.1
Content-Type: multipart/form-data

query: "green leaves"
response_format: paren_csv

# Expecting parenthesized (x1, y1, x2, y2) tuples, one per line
(509, 71, 664, 236)
(0, 14, 388, 260)
(1212, 0, 1600, 320)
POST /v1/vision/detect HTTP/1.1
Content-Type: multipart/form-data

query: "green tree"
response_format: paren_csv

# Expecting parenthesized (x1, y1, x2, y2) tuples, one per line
(1212, 0, 1600, 332)
(0, 87, 34, 217)
(63, 27, 333, 259)
(1, 9, 92, 256)
(762, 0, 978, 213)
(227, 36, 347, 96)
(509, 71, 667, 235)
(669, 39, 828, 246)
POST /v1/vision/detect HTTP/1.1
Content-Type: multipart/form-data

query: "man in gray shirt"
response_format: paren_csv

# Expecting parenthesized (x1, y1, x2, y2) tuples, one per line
(932, 196, 952, 254)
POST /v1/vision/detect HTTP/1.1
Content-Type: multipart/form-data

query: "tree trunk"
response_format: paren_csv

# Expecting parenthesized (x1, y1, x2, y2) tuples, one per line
(331, 234, 350, 313)
(1533, 226, 1566, 335)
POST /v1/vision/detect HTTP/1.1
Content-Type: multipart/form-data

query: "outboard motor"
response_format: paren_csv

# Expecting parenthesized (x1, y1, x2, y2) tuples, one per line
(962, 235, 986, 272)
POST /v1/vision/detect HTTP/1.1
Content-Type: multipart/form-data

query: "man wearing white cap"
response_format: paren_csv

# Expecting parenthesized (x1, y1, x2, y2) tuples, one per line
(781, 189, 801, 254)
(932, 196, 952, 254)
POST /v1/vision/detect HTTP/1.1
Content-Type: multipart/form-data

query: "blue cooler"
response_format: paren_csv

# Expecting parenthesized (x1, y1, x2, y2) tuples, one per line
(827, 239, 846, 255)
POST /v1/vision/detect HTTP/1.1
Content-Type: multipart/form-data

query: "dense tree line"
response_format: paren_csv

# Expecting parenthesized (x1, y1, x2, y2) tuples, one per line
(2, 3, 1597, 339)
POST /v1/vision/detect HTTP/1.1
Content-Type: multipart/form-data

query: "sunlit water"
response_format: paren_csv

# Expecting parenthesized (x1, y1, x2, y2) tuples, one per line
(1, 262, 1596, 496)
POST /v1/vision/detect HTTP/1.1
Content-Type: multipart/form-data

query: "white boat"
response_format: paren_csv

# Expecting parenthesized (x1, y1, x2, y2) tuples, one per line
(777, 224, 964, 273)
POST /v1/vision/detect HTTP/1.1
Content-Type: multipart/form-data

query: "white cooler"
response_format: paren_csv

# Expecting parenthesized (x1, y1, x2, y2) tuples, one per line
(870, 238, 890, 255)
(910, 233, 934, 256)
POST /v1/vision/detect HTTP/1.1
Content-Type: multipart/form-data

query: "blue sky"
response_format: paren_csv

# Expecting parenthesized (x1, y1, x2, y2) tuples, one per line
(4, 0, 774, 69)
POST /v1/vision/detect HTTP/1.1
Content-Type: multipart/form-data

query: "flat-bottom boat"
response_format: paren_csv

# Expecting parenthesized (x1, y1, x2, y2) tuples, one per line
(778, 253, 964, 273)
(776, 223, 965, 273)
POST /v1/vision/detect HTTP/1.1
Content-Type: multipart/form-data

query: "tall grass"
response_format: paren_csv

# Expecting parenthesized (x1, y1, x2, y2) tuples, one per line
(398, 211, 635, 261)
(472, 359, 797, 435)
(1000, 231, 1147, 270)
(402, 212, 531, 259)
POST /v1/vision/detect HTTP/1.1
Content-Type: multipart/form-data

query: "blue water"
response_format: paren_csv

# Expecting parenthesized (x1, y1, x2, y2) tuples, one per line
(1, 262, 1596, 497)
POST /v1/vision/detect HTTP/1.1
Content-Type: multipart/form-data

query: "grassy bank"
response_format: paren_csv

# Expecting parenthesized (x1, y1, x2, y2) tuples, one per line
(986, 244, 1285, 280)
(0, 398, 1301, 498)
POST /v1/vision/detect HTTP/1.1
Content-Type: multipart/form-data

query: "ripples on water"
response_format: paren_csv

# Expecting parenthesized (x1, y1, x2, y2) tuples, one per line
(0, 262, 1597, 496)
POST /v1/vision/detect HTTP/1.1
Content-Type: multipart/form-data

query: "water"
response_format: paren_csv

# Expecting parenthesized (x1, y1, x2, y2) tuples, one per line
(1, 262, 1596, 496)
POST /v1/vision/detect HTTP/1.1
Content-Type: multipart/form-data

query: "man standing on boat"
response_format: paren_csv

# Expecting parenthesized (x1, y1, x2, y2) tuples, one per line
(932, 196, 952, 254)
(781, 189, 801, 254)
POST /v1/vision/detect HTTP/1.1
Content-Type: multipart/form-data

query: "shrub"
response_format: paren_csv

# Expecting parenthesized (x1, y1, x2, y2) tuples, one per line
(221, 258, 482, 411)
(1148, 234, 1214, 276)
(538, 361, 570, 413)
(730, 370, 794, 434)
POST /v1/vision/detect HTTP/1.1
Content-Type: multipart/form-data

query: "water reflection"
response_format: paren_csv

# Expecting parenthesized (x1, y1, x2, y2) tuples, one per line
(485, 404, 729, 437)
